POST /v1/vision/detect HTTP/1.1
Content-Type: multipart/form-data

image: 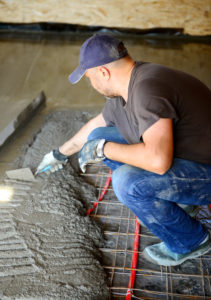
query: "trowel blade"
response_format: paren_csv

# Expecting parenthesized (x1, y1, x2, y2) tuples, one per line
(6, 168, 35, 182)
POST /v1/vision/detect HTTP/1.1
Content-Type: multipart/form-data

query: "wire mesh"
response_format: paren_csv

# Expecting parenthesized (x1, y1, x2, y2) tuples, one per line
(82, 163, 211, 300)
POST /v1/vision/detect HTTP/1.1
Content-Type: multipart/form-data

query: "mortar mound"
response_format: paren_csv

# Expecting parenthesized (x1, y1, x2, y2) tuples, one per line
(0, 110, 109, 299)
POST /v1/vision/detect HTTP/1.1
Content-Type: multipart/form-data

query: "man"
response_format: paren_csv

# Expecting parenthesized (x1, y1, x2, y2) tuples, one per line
(37, 34, 211, 266)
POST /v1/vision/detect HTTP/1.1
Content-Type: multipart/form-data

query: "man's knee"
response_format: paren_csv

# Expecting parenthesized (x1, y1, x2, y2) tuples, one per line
(88, 127, 106, 141)
(112, 165, 150, 204)
(112, 165, 161, 205)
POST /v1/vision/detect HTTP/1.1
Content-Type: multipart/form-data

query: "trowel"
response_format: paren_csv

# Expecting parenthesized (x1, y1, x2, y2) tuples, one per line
(6, 168, 36, 182)
(6, 165, 52, 182)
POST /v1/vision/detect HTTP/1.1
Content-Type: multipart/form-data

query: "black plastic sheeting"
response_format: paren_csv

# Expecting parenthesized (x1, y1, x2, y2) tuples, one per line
(0, 22, 210, 43)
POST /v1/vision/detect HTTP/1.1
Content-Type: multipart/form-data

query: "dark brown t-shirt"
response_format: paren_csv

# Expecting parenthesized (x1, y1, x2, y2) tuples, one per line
(102, 62, 211, 164)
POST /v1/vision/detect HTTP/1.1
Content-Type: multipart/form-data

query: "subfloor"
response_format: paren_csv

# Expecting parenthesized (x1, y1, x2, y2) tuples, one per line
(0, 32, 211, 299)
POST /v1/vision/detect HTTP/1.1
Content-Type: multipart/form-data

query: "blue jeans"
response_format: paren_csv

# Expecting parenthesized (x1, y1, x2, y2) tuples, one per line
(88, 127, 211, 254)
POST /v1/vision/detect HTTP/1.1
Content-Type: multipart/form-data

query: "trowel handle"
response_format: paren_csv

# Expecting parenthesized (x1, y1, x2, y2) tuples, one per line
(35, 165, 52, 176)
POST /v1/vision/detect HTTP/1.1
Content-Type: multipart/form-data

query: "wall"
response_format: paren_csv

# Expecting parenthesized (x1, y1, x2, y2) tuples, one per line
(0, 0, 210, 36)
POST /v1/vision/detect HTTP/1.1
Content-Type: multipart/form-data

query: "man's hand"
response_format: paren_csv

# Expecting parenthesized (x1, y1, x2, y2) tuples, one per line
(36, 150, 68, 175)
(78, 139, 106, 173)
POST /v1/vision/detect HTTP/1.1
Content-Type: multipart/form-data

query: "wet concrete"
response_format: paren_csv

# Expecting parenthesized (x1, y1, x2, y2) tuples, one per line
(0, 110, 109, 299)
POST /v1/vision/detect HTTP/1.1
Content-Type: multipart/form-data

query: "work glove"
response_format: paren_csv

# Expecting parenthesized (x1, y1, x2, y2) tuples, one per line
(36, 149, 68, 175)
(78, 139, 106, 173)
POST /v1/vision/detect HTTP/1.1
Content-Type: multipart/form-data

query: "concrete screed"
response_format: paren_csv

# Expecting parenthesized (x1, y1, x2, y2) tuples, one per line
(0, 110, 109, 299)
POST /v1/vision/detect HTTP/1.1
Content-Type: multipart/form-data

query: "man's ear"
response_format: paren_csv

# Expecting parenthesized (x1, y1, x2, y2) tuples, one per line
(98, 66, 110, 81)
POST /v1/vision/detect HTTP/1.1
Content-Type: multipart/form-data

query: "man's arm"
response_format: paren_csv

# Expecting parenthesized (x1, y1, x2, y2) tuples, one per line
(36, 113, 106, 174)
(104, 118, 173, 175)
(59, 113, 106, 156)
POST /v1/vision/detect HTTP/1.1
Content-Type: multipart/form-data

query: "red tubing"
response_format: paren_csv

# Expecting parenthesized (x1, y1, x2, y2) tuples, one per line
(126, 218, 140, 299)
(86, 169, 112, 215)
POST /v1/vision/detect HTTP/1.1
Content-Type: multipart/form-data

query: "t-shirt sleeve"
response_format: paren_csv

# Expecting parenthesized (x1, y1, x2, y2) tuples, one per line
(132, 79, 179, 136)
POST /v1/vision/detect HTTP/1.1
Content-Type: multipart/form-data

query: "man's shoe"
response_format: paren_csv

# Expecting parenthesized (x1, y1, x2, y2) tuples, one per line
(142, 236, 211, 266)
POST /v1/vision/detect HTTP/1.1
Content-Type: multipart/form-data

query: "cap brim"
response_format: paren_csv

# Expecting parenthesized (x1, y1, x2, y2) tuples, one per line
(68, 65, 86, 84)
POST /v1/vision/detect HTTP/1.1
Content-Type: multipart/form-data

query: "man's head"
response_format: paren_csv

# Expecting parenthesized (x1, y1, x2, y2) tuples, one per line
(68, 34, 128, 84)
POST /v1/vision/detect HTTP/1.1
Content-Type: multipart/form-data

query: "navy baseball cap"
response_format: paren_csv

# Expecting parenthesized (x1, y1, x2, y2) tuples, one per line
(68, 34, 128, 84)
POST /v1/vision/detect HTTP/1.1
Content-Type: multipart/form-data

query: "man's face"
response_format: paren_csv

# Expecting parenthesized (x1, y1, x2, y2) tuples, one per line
(85, 68, 118, 98)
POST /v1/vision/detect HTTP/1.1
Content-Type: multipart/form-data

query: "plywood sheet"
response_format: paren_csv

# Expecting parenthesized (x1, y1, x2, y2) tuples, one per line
(0, 0, 210, 36)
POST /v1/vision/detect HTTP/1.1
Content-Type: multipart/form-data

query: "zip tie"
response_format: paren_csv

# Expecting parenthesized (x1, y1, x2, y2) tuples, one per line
(86, 169, 112, 215)
(126, 218, 140, 299)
